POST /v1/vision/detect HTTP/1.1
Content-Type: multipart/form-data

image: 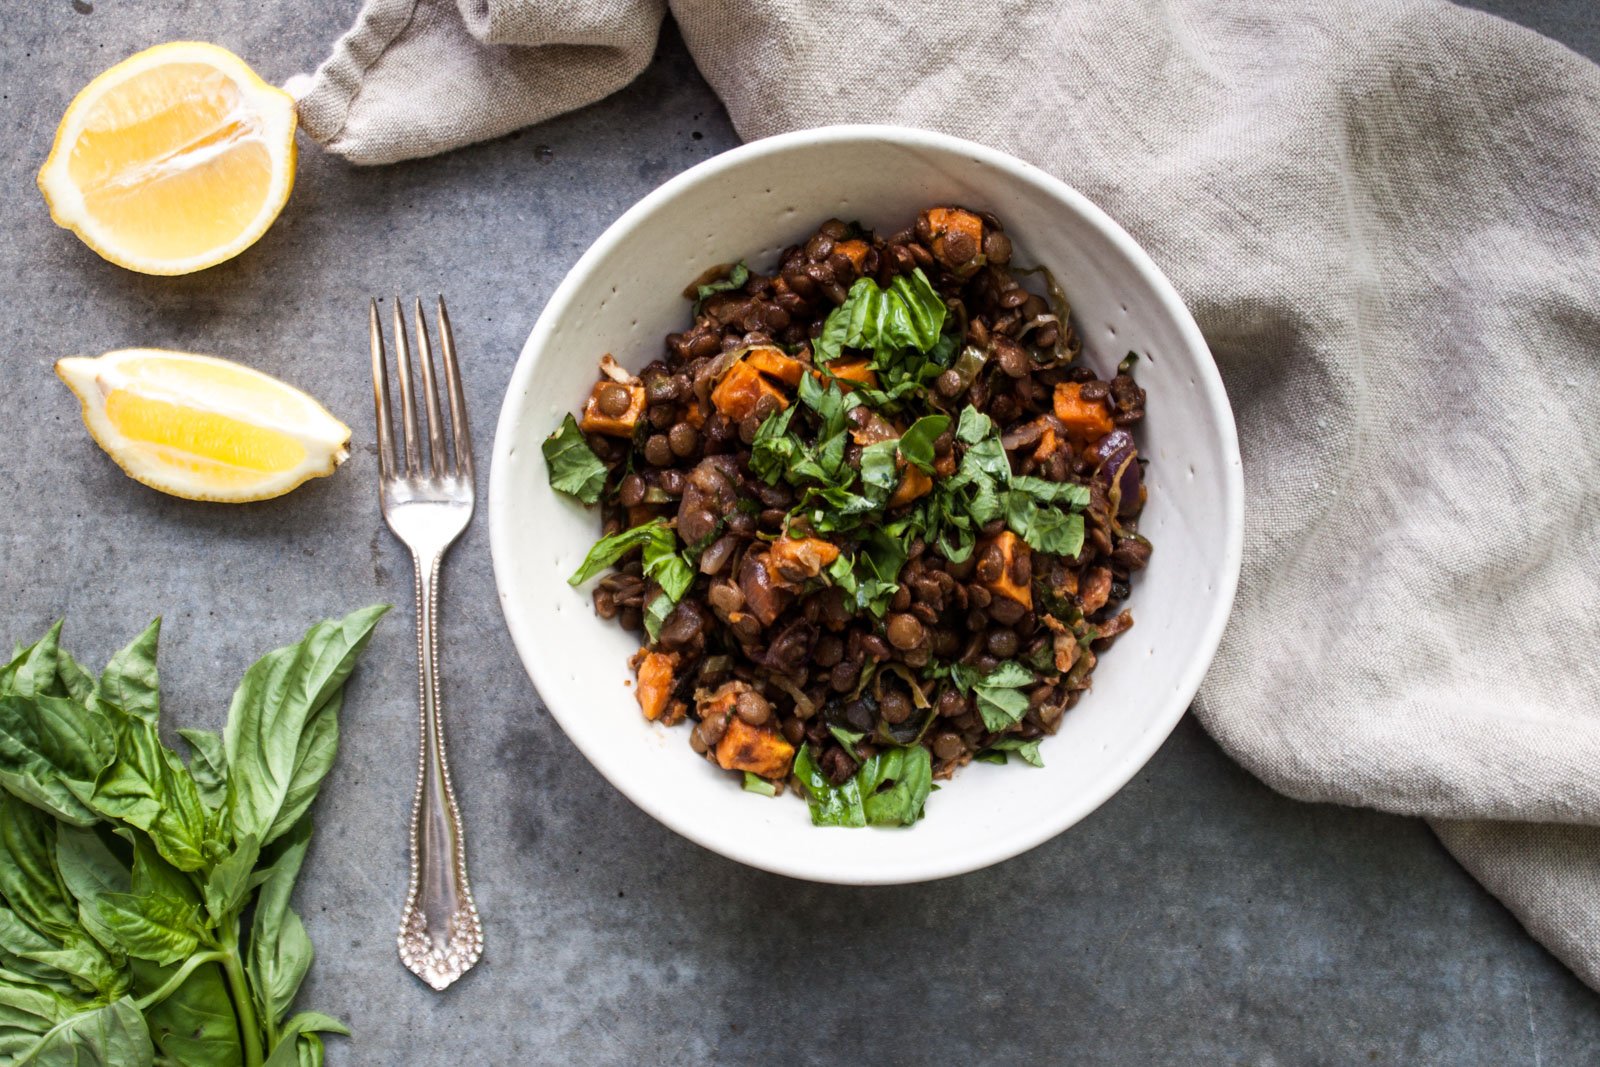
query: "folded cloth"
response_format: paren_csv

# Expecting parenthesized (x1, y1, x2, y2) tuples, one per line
(294, 0, 1600, 989)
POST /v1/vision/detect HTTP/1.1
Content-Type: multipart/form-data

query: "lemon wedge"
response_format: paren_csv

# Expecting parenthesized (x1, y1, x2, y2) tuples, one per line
(57, 349, 350, 502)
(37, 42, 297, 276)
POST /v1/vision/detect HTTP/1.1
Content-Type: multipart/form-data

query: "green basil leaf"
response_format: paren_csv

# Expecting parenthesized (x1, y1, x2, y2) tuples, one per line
(263, 1030, 324, 1067)
(202, 834, 259, 925)
(567, 521, 672, 587)
(887, 269, 948, 353)
(263, 1010, 351, 1067)
(640, 535, 693, 602)
(95, 892, 201, 966)
(748, 406, 799, 485)
(642, 594, 673, 644)
(0, 983, 68, 1057)
(827, 726, 865, 754)
(897, 415, 949, 474)
(1011, 475, 1090, 508)
(53, 828, 130, 956)
(973, 687, 1030, 732)
(13, 995, 153, 1067)
(692, 261, 749, 314)
(813, 269, 946, 364)
(810, 286, 859, 365)
(984, 738, 1045, 767)
(223, 607, 387, 849)
(0, 693, 115, 827)
(4, 624, 65, 700)
(982, 661, 1035, 688)
(0, 798, 79, 942)
(125, 834, 199, 909)
(858, 440, 900, 495)
(741, 772, 777, 797)
(250, 818, 314, 1026)
(956, 405, 997, 445)
(963, 661, 1036, 732)
(133, 955, 242, 1067)
(262, 693, 340, 848)
(51, 652, 94, 709)
(829, 528, 909, 618)
(859, 745, 933, 826)
(1004, 496, 1085, 557)
(960, 433, 1011, 482)
(0, 956, 78, 1001)
(0, 909, 124, 999)
(542, 413, 607, 505)
(177, 728, 228, 809)
(791, 745, 865, 828)
(974, 750, 1008, 765)
(276, 1011, 349, 1039)
(92, 716, 209, 873)
(91, 621, 160, 723)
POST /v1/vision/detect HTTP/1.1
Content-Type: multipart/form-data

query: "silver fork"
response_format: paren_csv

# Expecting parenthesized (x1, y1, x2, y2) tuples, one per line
(369, 296, 483, 991)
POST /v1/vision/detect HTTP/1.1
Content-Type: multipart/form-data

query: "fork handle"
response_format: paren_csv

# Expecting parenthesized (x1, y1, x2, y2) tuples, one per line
(397, 550, 483, 991)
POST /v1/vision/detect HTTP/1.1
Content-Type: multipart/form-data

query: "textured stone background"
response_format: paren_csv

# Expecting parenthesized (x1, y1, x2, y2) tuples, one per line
(1, 2, 1596, 1063)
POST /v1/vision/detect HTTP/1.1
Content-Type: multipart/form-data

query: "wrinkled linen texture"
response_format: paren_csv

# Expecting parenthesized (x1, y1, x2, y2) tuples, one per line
(295, 0, 1600, 989)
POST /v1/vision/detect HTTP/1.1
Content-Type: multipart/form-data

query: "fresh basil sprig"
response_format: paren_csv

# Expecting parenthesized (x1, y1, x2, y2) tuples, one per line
(0, 609, 384, 1067)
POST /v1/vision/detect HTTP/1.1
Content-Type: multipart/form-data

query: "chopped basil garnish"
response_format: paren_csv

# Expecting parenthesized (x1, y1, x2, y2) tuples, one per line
(793, 742, 933, 827)
(692, 261, 750, 314)
(741, 772, 777, 797)
(542, 413, 607, 504)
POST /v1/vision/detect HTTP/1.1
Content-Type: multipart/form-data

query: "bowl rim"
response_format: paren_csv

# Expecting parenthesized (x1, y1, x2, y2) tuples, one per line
(489, 123, 1244, 884)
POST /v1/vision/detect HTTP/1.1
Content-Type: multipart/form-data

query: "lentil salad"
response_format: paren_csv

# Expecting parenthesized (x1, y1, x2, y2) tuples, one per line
(543, 207, 1150, 827)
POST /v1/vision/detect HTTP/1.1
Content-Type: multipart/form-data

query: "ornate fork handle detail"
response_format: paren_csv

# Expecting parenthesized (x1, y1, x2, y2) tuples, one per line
(397, 550, 482, 990)
(370, 296, 482, 991)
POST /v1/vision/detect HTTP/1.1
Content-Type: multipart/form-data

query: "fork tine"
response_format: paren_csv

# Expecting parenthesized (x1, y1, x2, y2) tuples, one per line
(435, 296, 474, 481)
(391, 297, 422, 476)
(413, 298, 450, 477)
(368, 300, 396, 482)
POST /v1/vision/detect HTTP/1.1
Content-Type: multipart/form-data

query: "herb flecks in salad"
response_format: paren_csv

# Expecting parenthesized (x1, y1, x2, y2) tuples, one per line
(544, 207, 1150, 827)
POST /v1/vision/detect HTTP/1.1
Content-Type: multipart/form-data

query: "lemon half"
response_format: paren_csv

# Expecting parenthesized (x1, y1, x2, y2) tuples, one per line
(38, 42, 297, 276)
(57, 349, 350, 502)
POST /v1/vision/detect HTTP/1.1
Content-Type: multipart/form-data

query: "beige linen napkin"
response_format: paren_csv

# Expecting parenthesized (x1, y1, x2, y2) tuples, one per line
(293, 0, 1600, 989)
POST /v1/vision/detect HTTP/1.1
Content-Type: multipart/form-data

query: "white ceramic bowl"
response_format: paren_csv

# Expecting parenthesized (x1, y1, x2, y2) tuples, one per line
(490, 125, 1242, 884)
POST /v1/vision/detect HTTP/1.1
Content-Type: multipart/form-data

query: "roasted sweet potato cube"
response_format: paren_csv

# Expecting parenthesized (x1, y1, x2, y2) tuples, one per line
(743, 346, 807, 387)
(826, 358, 879, 392)
(683, 399, 705, 429)
(712, 359, 790, 421)
(635, 651, 677, 721)
(833, 239, 870, 270)
(888, 466, 933, 508)
(1053, 382, 1114, 446)
(1033, 425, 1059, 463)
(715, 717, 796, 779)
(924, 207, 985, 271)
(768, 536, 841, 581)
(579, 380, 646, 437)
(980, 530, 1033, 609)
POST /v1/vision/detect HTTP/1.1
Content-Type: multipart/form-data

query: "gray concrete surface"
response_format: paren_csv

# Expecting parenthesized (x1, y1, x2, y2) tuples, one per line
(2, 2, 1597, 1064)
